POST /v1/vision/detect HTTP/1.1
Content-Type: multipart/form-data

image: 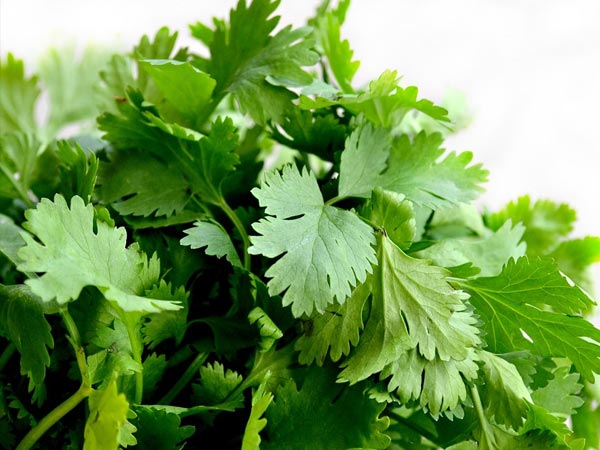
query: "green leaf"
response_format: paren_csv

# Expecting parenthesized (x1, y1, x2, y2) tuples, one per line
(530, 366, 584, 417)
(477, 351, 532, 430)
(0, 215, 27, 265)
(17, 195, 181, 313)
(340, 234, 480, 383)
(199, 0, 318, 123)
(0, 53, 40, 135)
(140, 59, 216, 128)
(89, 317, 142, 379)
(180, 220, 241, 267)
(0, 132, 43, 202)
(301, 70, 450, 128)
(548, 236, 600, 294)
(416, 220, 526, 277)
(262, 367, 391, 449)
(131, 407, 195, 450)
(96, 150, 189, 218)
(462, 257, 600, 382)
(192, 362, 244, 410)
(338, 121, 391, 199)
(142, 353, 167, 398)
(242, 374, 274, 450)
(0, 284, 54, 390)
(142, 282, 189, 349)
(382, 348, 480, 418)
(295, 281, 368, 366)
(486, 196, 576, 256)
(310, 0, 358, 93)
(248, 307, 283, 352)
(84, 379, 132, 450)
(249, 164, 376, 316)
(55, 140, 99, 203)
(360, 188, 416, 250)
(377, 131, 488, 209)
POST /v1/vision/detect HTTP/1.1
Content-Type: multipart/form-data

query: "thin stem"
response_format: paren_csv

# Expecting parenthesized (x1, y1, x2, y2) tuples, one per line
(159, 351, 209, 405)
(122, 316, 144, 404)
(324, 195, 345, 206)
(0, 343, 17, 372)
(471, 384, 495, 447)
(59, 308, 89, 385)
(386, 410, 439, 444)
(15, 383, 93, 450)
(0, 163, 34, 208)
(218, 199, 251, 270)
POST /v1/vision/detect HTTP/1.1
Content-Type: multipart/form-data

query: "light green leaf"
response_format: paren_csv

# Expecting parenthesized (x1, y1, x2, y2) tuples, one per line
(486, 196, 576, 256)
(248, 307, 283, 352)
(340, 235, 480, 383)
(382, 348, 479, 418)
(360, 188, 416, 250)
(181, 220, 241, 267)
(84, 379, 132, 450)
(140, 59, 216, 128)
(0, 132, 43, 201)
(242, 374, 274, 450)
(249, 164, 376, 316)
(17, 195, 181, 313)
(295, 281, 368, 366)
(338, 121, 391, 199)
(142, 282, 189, 349)
(531, 366, 584, 417)
(416, 221, 526, 277)
(478, 350, 532, 430)
(55, 140, 99, 203)
(377, 131, 488, 209)
(0, 214, 27, 265)
(0, 53, 40, 135)
(548, 236, 600, 294)
(462, 257, 600, 382)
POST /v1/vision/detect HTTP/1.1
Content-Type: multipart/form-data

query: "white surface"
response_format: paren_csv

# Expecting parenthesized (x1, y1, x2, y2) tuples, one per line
(1, 0, 599, 297)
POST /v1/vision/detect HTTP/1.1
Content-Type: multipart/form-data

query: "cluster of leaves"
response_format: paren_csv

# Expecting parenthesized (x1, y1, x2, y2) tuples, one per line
(1, 0, 600, 448)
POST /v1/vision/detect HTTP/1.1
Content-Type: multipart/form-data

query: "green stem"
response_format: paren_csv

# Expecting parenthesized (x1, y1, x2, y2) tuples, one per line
(386, 410, 439, 444)
(159, 351, 209, 405)
(219, 199, 251, 270)
(60, 309, 89, 384)
(471, 384, 496, 447)
(0, 163, 35, 208)
(0, 342, 17, 372)
(122, 316, 144, 404)
(15, 383, 93, 450)
(324, 195, 345, 206)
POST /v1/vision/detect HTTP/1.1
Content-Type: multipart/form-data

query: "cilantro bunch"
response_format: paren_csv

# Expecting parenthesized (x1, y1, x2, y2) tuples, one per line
(1, 0, 600, 449)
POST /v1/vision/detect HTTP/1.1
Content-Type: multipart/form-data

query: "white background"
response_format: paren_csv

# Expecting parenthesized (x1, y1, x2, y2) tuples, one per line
(1, 0, 599, 300)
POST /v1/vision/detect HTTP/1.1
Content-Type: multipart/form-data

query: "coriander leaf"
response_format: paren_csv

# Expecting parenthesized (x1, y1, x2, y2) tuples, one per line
(295, 280, 368, 366)
(340, 235, 480, 383)
(96, 150, 189, 217)
(192, 362, 244, 410)
(131, 407, 195, 450)
(0, 132, 43, 202)
(198, 0, 318, 123)
(382, 348, 479, 418)
(486, 196, 576, 256)
(0, 53, 39, 135)
(0, 284, 54, 389)
(548, 236, 600, 294)
(142, 282, 189, 349)
(416, 221, 527, 277)
(139, 59, 216, 129)
(83, 379, 132, 450)
(89, 317, 142, 379)
(338, 121, 391, 199)
(248, 307, 283, 352)
(301, 70, 450, 128)
(377, 131, 488, 209)
(17, 195, 180, 313)
(530, 366, 584, 417)
(0, 215, 27, 266)
(181, 220, 242, 267)
(477, 351, 532, 430)
(310, 0, 358, 93)
(427, 203, 488, 240)
(249, 164, 376, 316)
(262, 367, 391, 450)
(142, 353, 167, 398)
(360, 188, 416, 250)
(521, 403, 572, 446)
(270, 108, 346, 161)
(55, 140, 98, 203)
(461, 257, 600, 382)
(242, 375, 274, 450)
(38, 46, 110, 136)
